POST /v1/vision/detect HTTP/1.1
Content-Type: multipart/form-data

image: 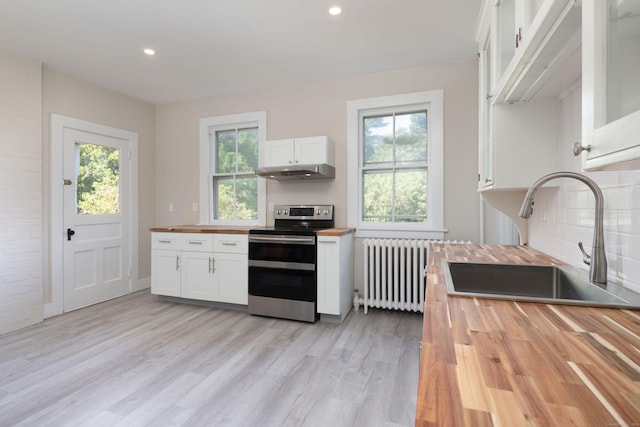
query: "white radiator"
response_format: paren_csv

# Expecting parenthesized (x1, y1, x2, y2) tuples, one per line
(362, 238, 430, 314)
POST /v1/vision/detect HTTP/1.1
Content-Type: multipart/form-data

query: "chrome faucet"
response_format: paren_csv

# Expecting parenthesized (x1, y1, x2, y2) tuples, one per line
(519, 172, 607, 284)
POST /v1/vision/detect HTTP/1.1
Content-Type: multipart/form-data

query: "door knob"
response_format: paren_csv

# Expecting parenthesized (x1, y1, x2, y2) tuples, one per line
(67, 228, 75, 241)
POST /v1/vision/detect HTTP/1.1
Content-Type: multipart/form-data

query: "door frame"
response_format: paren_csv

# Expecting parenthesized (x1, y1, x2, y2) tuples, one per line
(47, 114, 139, 318)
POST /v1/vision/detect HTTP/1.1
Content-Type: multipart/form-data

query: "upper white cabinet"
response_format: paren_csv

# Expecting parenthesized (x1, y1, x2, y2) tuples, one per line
(476, 0, 577, 190)
(580, 0, 640, 170)
(263, 136, 334, 167)
(487, 0, 582, 104)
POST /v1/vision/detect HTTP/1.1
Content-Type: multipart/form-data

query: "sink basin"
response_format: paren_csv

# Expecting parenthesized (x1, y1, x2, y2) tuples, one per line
(443, 262, 633, 308)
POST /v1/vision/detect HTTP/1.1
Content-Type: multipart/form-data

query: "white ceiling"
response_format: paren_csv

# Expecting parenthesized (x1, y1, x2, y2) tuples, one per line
(0, 0, 482, 105)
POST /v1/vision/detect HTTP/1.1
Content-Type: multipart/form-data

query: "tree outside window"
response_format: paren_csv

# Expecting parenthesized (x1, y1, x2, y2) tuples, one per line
(213, 127, 258, 220)
(76, 143, 120, 215)
(362, 111, 428, 223)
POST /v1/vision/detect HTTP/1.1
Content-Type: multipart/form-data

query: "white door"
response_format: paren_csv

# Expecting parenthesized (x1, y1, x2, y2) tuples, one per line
(62, 127, 131, 311)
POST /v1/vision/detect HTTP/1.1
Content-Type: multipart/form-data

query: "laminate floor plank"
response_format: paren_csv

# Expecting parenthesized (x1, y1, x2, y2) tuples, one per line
(0, 291, 421, 427)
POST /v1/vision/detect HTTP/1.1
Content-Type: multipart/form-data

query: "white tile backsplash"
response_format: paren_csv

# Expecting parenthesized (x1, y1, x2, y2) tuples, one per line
(527, 86, 640, 291)
(530, 171, 640, 291)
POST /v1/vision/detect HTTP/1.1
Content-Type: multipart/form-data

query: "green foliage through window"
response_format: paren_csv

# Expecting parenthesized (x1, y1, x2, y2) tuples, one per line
(213, 127, 258, 220)
(362, 110, 428, 223)
(76, 143, 120, 215)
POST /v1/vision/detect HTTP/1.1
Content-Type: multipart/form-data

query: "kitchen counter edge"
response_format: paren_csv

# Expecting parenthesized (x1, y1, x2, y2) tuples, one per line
(149, 225, 356, 236)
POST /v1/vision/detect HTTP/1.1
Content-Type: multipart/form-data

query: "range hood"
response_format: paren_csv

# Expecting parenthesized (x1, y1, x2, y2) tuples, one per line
(255, 164, 335, 180)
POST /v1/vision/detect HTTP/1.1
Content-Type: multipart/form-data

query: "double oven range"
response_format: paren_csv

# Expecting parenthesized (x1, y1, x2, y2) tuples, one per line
(248, 205, 334, 323)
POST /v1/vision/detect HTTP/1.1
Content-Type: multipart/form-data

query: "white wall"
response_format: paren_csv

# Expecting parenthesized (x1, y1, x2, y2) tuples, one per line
(155, 60, 481, 243)
(0, 49, 43, 334)
(527, 86, 640, 292)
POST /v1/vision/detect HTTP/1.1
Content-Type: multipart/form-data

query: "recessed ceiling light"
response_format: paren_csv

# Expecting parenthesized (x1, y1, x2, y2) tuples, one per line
(329, 6, 342, 15)
(143, 48, 156, 56)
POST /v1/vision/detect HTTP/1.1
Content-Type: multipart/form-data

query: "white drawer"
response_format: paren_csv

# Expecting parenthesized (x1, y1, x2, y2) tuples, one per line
(180, 234, 214, 252)
(213, 234, 248, 254)
(152, 232, 181, 250)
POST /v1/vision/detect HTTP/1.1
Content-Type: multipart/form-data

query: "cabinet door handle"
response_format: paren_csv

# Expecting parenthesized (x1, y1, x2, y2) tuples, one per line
(176, 255, 180, 271)
(572, 142, 591, 156)
(515, 33, 519, 48)
(209, 257, 215, 273)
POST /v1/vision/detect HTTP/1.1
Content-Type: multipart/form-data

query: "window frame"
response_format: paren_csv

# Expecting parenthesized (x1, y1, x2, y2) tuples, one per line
(347, 90, 445, 239)
(199, 111, 266, 225)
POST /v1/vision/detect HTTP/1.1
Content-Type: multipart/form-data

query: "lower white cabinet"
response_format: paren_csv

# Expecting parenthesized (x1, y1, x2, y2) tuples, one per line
(317, 233, 354, 321)
(151, 249, 181, 297)
(213, 234, 248, 305)
(151, 232, 248, 305)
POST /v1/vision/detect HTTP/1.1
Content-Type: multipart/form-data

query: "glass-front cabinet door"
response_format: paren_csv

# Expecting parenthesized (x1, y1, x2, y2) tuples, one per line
(495, 0, 517, 80)
(582, 0, 640, 170)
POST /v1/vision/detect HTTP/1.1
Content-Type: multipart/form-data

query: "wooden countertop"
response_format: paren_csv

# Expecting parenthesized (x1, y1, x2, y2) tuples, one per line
(316, 227, 356, 236)
(149, 225, 252, 234)
(149, 225, 355, 236)
(416, 243, 640, 426)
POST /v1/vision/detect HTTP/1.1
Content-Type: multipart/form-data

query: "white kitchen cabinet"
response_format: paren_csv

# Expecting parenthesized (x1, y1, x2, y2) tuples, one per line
(151, 232, 248, 305)
(212, 234, 248, 305)
(181, 251, 216, 300)
(317, 233, 354, 322)
(485, 100, 560, 191)
(483, 0, 581, 104)
(151, 249, 181, 297)
(151, 233, 215, 300)
(476, 0, 578, 191)
(263, 136, 334, 168)
(580, 0, 640, 170)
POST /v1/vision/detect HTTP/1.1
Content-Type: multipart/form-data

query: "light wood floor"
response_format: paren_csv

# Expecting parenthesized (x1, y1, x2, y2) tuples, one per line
(0, 291, 422, 426)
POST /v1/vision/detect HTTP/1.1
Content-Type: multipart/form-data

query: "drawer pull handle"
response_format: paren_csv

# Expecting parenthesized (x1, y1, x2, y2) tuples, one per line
(158, 240, 172, 243)
(222, 242, 237, 246)
(187, 241, 203, 245)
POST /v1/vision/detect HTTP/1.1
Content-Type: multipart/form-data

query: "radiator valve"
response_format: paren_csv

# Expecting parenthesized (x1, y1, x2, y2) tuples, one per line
(353, 289, 360, 312)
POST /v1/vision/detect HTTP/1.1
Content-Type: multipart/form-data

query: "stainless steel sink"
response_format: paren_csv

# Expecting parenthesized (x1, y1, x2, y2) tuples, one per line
(443, 262, 638, 308)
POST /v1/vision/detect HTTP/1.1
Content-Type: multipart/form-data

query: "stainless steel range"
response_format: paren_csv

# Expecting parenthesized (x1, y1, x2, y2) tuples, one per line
(248, 204, 334, 323)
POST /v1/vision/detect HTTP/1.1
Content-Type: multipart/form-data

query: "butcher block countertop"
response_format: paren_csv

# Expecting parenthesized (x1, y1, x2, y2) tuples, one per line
(316, 227, 356, 236)
(416, 243, 640, 426)
(149, 225, 356, 235)
(149, 225, 252, 234)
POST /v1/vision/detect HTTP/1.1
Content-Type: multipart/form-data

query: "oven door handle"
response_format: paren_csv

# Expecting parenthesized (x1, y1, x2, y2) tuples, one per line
(248, 235, 315, 245)
(248, 260, 315, 271)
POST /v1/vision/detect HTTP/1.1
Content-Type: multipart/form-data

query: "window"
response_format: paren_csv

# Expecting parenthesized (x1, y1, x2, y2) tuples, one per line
(199, 112, 266, 225)
(347, 90, 444, 238)
(76, 143, 120, 215)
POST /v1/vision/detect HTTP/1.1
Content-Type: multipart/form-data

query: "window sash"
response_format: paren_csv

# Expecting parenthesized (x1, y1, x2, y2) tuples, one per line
(346, 90, 444, 238)
(210, 126, 258, 221)
(199, 111, 266, 226)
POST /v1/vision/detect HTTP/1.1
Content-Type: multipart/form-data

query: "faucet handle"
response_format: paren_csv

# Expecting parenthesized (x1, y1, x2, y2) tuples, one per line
(578, 242, 591, 266)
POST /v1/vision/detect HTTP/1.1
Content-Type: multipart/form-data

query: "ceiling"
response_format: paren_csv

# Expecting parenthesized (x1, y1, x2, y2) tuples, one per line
(0, 0, 482, 105)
